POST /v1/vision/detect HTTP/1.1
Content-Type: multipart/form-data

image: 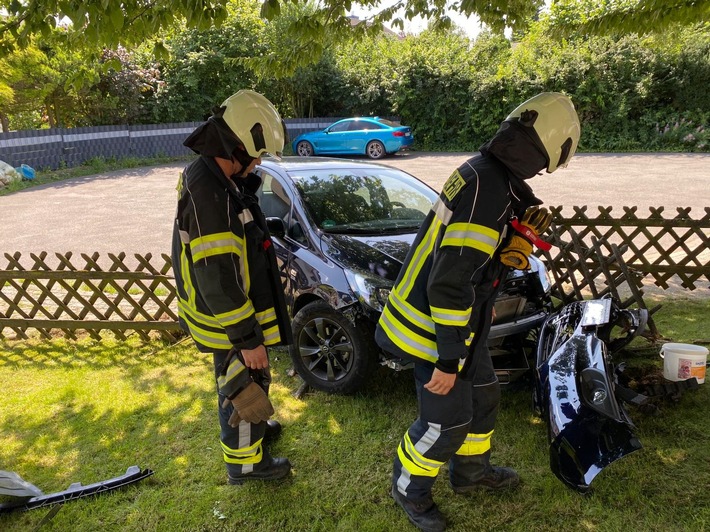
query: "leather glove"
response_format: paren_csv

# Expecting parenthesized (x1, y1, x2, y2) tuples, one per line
(221, 381, 274, 427)
(499, 206, 552, 270)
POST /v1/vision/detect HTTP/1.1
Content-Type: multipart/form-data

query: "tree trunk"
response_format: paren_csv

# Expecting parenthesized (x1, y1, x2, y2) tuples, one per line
(0, 113, 9, 133)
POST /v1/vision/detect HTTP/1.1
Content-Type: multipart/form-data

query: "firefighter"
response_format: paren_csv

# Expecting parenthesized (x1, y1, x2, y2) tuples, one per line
(375, 92, 581, 531)
(172, 90, 293, 484)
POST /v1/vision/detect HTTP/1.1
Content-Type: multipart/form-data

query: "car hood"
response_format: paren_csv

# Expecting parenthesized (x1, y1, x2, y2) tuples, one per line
(319, 232, 415, 282)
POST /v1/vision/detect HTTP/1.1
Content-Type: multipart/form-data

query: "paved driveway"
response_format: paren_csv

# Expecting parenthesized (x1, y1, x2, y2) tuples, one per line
(1, 152, 708, 259)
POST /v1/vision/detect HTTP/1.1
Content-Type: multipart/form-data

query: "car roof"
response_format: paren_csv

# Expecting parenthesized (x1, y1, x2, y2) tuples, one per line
(259, 156, 395, 173)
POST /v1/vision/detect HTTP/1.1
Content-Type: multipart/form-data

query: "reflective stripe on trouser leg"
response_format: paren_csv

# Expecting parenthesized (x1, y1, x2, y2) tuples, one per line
(213, 350, 268, 476)
(450, 351, 501, 483)
(392, 361, 472, 501)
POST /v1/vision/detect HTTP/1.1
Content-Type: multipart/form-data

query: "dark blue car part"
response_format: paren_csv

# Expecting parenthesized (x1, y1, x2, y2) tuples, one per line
(535, 298, 647, 492)
(0, 466, 154, 513)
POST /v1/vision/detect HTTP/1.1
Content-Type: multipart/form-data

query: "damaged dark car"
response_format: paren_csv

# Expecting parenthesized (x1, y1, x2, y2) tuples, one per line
(254, 157, 551, 394)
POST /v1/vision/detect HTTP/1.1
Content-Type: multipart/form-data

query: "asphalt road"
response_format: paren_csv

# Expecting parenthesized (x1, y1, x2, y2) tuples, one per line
(1, 152, 708, 259)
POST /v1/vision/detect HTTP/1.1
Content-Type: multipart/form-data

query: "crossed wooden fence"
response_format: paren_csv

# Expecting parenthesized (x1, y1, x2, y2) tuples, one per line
(1, 207, 708, 341)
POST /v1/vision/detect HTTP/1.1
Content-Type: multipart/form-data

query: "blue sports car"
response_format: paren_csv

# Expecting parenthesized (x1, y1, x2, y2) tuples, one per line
(291, 117, 414, 159)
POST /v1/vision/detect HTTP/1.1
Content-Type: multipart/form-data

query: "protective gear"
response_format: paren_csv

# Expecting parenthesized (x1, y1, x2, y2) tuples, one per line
(221, 90, 287, 159)
(506, 92, 581, 173)
(450, 452, 520, 494)
(376, 154, 525, 368)
(172, 157, 293, 353)
(499, 206, 553, 270)
(222, 381, 274, 426)
(228, 457, 291, 484)
(390, 485, 447, 532)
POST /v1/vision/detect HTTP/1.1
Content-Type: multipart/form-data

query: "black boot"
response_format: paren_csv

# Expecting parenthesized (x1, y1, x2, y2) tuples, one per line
(449, 450, 519, 494)
(264, 420, 282, 443)
(450, 465, 519, 494)
(391, 485, 446, 532)
(228, 457, 291, 484)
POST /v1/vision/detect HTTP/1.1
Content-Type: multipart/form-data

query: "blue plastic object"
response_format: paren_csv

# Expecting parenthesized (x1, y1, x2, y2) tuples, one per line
(15, 164, 36, 180)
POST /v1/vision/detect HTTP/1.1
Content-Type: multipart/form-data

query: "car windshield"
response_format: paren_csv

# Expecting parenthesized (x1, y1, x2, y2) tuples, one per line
(292, 168, 437, 234)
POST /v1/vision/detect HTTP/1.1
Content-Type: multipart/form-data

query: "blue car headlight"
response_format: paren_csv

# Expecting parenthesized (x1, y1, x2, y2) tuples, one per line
(344, 270, 392, 312)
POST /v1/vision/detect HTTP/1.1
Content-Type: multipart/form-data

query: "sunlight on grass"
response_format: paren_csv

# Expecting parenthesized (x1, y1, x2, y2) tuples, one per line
(2, 298, 710, 531)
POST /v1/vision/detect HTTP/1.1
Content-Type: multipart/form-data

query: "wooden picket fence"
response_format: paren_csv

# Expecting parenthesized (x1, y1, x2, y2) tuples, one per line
(1, 207, 708, 341)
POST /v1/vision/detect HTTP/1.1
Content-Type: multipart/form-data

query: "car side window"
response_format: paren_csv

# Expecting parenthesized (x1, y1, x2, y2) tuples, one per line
(328, 121, 350, 133)
(258, 172, 292, 225)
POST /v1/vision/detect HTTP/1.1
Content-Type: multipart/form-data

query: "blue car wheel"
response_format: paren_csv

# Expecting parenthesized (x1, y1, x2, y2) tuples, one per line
(366, 140, 386, 159)
(296, 140, 314, 157)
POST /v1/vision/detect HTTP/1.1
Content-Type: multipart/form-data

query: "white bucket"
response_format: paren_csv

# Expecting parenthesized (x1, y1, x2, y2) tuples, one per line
(660, 343, 709, 384)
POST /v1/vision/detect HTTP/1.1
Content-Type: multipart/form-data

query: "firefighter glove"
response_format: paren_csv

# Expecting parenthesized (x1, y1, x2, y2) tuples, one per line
(221, 381, 274, 426)
(499, 207, 552, 270)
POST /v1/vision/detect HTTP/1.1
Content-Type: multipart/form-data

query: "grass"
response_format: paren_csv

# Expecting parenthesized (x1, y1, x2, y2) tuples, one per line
(0, 155, 193, 196)
(1, 296, 709, 531)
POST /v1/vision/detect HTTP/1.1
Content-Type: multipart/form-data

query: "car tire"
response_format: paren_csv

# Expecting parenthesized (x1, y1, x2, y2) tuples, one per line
(296, 141, 314, 157)
(289, 300, 375, 394)
(366, 140, 386, 159)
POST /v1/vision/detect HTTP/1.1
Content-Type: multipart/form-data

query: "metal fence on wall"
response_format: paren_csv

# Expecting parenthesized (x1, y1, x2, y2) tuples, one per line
(0, 119, 343, 171)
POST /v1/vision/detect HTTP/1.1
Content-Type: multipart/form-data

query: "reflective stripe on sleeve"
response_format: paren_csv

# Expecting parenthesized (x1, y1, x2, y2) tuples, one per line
(430, 305, 471, 326)
(441, 223, 499, 256)
(191, 232, 244, 262)
(214, 301, 256, 328)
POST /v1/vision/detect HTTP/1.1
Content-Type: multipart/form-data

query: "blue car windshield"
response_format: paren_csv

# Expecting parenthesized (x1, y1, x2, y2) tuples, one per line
(293, 168, 437, 234)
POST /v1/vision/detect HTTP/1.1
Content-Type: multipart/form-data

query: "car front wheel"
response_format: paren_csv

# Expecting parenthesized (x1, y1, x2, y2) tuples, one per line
(366, 140, 385, 159)
(289, 300, 375, 394)
(296, 140, 314, 157)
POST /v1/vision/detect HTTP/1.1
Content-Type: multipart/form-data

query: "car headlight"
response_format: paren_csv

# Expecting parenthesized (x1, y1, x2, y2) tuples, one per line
(344, 270, 392, 312)
(529, 255, 552, 294)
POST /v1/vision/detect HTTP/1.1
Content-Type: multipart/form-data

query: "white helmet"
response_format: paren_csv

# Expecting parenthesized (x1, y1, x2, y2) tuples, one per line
(221, 90, 286, 159)
(506, 92, 580, 173)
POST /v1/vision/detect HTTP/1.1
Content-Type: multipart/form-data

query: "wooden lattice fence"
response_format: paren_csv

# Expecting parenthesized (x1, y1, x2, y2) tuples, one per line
(541, 206, 710, 301)
(1, 207, 708, 341)
(0, 251, 181, 341)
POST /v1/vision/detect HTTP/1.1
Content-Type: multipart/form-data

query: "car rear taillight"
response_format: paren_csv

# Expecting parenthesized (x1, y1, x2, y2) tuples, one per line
(392, 131, 405, 137)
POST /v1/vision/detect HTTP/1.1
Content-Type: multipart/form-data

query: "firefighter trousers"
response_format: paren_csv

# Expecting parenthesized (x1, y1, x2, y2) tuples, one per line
(392, 351, 501, 501)
(213, 349, 271, 476)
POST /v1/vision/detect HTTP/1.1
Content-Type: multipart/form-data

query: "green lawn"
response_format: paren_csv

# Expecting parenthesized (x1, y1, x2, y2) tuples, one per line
(1, 296, 709, 531)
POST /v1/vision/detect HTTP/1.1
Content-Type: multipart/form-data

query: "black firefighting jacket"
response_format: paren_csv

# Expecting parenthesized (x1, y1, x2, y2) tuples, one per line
(171, 156, 292, 356)
(375, 120, 544, 375)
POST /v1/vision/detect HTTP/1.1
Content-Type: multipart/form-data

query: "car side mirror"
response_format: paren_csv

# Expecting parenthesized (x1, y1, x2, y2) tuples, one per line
(266, 216, 287, 239)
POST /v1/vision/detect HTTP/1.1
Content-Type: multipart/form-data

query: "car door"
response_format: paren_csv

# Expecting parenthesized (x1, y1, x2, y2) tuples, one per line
(318, 120, 352, 154)
(255, 167, 331, 317)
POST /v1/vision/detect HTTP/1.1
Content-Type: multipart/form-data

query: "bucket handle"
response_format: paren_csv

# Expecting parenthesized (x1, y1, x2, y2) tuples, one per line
(660, 345, 665, 359)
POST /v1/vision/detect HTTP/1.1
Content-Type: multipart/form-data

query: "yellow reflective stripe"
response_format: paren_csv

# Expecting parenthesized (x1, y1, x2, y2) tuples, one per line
(180, 247, 196, 305)
(217, 357, 247, 390)
(191, 232, 243, 262)
(380, 306, 437, 362)
(430, 305, 471, 326)
(390, 291, 435, 334)
(397, 218, 441, 299)
(178, 314, 232, 350)
(261, 324, 281, 346)
(397, 433, 444, 478)
(256, 308, 276, 323)
(465, 332, 474, 346)
(441, 223, 499, 256)
(214, 301, 255, 327)
(455, 430, 493, 456)
(222, 438, 264, 465)
(178, 299, 221, 327)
